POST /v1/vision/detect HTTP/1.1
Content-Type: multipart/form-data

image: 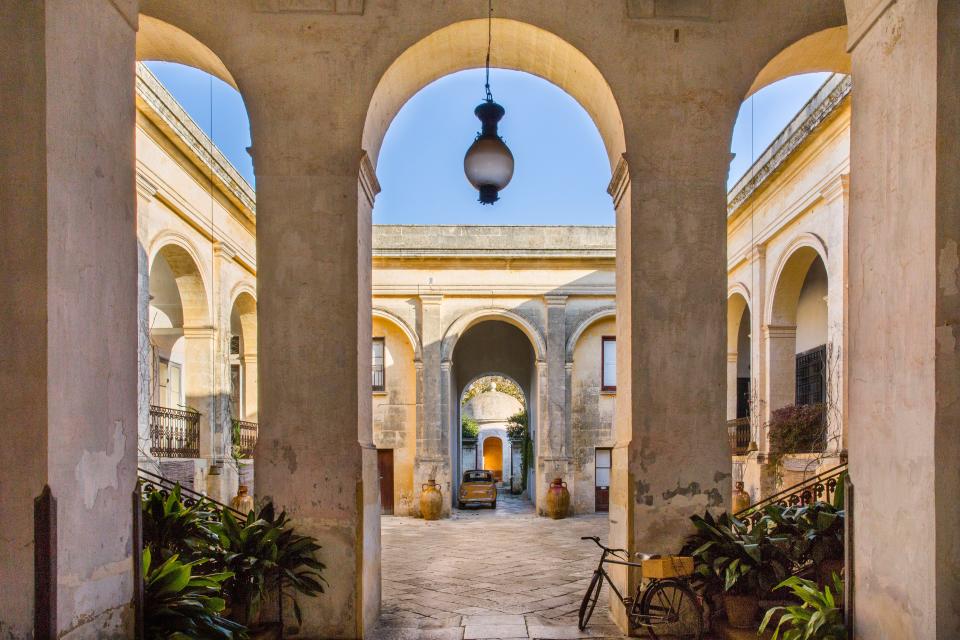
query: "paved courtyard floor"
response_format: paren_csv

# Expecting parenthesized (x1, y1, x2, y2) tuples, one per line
(371, 493, 628, 639)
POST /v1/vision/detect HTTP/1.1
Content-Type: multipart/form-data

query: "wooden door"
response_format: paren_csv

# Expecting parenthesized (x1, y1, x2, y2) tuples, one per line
(595, 448, 611, 512)
(377, 449, 394, 515)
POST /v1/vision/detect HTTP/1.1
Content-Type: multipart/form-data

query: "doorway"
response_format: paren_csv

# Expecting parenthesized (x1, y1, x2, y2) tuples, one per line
(377, 449, 394, 515)
(595, 448, 611, 512)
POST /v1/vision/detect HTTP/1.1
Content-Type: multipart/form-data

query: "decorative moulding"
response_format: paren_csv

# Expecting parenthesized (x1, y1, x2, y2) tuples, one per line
(358, 151, 381, 208)
(626, 0, 717, 22)
(606, 154, 630, 210)
(254, 0, 364, 14)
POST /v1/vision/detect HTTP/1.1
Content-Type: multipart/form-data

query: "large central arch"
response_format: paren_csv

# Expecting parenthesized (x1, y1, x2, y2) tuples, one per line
(362, 18, 627, 172)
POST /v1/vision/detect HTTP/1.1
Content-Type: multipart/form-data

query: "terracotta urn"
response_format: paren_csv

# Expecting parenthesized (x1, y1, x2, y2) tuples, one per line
(231, 484, 254, 515)
(420, 480, 443, 520)
(732, 481, 751, 514)
(545, 477, 570, 519)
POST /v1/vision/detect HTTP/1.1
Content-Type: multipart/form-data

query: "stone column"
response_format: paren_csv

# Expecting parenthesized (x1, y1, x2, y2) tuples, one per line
(726, 352, 739, 421)
(846, 2, 959, 636)
(243, 353, 259, 422)
(537, 295, 570, 513)
(608, 92, 733, 630)
(749, 245, 768, 444)
(417, 294, 450, 513)
(0, 1, 137, 635)
(763, 324, 797, 436)
(821, 173, 848, 457)
(252, 133, 377, 635)
(183, 326, 217, 460)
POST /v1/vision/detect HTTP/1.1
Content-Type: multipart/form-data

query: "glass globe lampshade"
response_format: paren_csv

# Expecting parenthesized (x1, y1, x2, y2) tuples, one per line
(464, 100, 514, 204)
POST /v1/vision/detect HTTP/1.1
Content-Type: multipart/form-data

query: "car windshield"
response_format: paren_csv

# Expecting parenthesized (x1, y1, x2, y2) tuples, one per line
(463, 470, 493, 483)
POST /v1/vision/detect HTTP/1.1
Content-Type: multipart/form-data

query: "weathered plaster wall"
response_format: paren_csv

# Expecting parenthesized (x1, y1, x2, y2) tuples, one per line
(372, 317, 417, 515)
(571, 318, 617, 514)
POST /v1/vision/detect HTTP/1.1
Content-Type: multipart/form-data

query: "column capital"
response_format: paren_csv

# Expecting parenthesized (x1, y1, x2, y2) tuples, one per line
(419, 293, 443, 306)
(358, 150, 381, 208)
(564, 361, 574, 372)
(183, 326, 216, 339)
(606, 153, 630, 209)
(242, 353, 258, 363)
(750, 244, 767, 262)
(764, 324, 797, 339)
(728, 352, 739, 363)
(820, 172, 849, 204)
(544, 294, 568, 308)
(213, 241, 238, 260)
(440, 360, 452, 372)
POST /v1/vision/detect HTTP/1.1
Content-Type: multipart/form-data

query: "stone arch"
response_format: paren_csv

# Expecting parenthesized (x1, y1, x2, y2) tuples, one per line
(459, 372, 529, 408)
(150, 239, 212, 327)
(727, 289, 750, 353)
(372, 308, 422, 362)
(767, 235, 829, 326)
(362, 18, 626, 172)
(441, 308, 546, 364)
(230, 289, 257, 356)
(746, 26, 851, 98)
(566, 308, 616, 363)
(137, 14, 238, 89)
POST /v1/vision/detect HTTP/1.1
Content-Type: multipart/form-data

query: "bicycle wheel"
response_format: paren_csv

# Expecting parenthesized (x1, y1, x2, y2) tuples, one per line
(578, 570, 603, 631)
(639, 578, 704, 640)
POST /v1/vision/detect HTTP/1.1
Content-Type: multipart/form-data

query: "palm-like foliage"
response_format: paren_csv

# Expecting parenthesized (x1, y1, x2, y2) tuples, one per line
(142, 548, 247, 640)
(216, 502, 326, 626)
(142, 484, 221, 563)
(759, 574, 847, 640)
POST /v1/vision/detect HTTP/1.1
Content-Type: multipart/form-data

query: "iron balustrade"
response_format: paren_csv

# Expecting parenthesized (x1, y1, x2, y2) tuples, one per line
(234, 418, 258, 458)
(727, 417, 751, 456)
(149, 405, 200, 458)
(736, 462, 847, 529)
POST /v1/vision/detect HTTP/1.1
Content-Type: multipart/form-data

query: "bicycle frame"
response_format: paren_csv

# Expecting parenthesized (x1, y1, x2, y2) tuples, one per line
(590, 548, 688, 629)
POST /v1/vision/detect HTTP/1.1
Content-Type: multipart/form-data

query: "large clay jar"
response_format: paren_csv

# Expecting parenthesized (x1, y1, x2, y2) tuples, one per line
(732, 481, 751, 514)
(231, 484, 254, 514)
(545, 478, 570, 519)
(420, 481, 443, 520)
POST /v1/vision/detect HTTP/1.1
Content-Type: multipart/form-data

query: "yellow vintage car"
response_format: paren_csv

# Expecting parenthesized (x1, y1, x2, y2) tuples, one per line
(458, 470, 498, 509)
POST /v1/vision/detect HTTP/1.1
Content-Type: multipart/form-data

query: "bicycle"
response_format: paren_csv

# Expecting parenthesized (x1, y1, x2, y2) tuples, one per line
(578, 536, 704, 639)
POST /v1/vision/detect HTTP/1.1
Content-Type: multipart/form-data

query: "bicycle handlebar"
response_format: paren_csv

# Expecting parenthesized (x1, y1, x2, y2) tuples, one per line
(580, 536, 628, 557)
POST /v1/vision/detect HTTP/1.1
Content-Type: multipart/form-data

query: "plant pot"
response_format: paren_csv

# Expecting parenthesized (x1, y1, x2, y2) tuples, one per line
(420, 481, 443, 520)
(732, 481, 751, 513)
(724, 593, 759, 629)
(545, 478, 570, 519)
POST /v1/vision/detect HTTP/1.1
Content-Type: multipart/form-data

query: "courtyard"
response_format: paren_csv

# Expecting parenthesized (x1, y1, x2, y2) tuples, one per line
(375, 494, 624, 640)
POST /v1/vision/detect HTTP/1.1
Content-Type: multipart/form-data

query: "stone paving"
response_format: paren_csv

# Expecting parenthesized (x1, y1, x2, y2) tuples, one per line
(371, 494, 628, 640)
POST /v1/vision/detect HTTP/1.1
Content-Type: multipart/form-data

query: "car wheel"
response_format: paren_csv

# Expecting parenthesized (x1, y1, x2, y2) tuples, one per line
(458, 501, 465, 509)
(491, 500, 497, 509)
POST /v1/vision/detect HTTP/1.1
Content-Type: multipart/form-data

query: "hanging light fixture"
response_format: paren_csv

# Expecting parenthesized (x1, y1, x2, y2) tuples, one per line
(463, 0, 514, 205)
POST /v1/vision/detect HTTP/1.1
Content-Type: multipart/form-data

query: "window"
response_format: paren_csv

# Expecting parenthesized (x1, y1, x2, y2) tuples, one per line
(372, 338, 385, 392)
(795, 344, 826, 406)
(601, 336, 616, 391)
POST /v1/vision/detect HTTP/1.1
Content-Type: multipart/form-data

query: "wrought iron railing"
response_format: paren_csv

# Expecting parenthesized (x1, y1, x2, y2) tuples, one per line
(233, 418, 258, 458)
(727, 417, 751, 455)
(736, 462, 847, 528)
(149, 405, 200, 458)
(137, 468, 243, 517)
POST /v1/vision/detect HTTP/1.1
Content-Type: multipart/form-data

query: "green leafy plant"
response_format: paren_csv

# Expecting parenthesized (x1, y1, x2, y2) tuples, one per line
(216, 502, 326, 627)
(461, 416, 479, 439)
(461, 375, 525, 405)
(142, 548, 247, 640)
(506, 410, 531, 491)
(685, 511, 791, 598)
(142, 484, 221, 563)
(759, 574, 847, 640)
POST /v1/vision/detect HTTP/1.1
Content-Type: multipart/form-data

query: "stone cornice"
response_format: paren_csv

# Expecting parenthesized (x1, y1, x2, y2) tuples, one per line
(846, 0, 897, 52)
(358, 150, 381, 208)
(253, 0, 364, 14)
(136, 63, 256, 221)
(606, 154, 630, 210)
(728, 74, 851, 216)
(764, 324, 797, 339)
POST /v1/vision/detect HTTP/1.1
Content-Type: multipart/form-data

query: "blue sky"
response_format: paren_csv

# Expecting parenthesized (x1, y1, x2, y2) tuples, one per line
(145, 61, 830, 225)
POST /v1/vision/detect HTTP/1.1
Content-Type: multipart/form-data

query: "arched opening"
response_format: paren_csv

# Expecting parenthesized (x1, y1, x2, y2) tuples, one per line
(481, 436, 504, 481)
(136, 14, 255, 502)
(147, 243, 211, 474)
(448, 318, 540, 508)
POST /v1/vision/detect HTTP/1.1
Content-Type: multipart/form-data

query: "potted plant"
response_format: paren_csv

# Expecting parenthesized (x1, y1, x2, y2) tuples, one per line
(687, 512, 791, 629)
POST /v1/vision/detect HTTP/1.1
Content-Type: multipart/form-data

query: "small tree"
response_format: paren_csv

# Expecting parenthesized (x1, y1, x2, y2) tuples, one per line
(461, 416, 479, 439)
(506, 410, 531, 491)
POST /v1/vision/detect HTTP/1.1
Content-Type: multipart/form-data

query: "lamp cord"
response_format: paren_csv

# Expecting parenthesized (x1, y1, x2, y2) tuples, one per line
(484, 0, 493, 102)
